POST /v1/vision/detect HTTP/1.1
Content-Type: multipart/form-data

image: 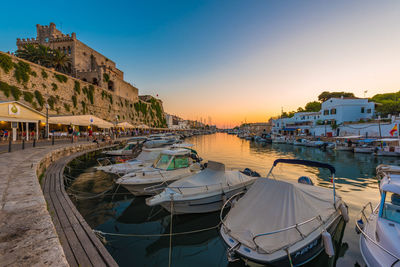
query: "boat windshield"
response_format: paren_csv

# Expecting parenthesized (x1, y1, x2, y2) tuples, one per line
(167, 155, 189, 170)
(382, 191, 400, 224)
(154, 154, 173, 169)
(124, 144, 135, 150)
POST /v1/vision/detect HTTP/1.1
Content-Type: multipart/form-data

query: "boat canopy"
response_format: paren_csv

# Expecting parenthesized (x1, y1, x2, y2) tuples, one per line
(381, 174, 400, 195)
(335, 135, 362, 139)
(223, 178, 341, 253)
(168, 161, 251, 195)
(356, 139, 376, 143)
(161, 149, 190, 156)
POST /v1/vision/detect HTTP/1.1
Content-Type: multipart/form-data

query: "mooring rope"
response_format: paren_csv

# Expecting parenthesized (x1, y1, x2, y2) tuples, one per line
(93, 222, 221, 238)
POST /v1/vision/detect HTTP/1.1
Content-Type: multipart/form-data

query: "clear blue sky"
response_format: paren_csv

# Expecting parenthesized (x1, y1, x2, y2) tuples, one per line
(1, 0, 399, 127)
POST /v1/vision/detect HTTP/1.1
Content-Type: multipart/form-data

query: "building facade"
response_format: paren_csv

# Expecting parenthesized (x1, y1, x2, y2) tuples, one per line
(272, 97, 376, 135)
(16, 23, 138, 102)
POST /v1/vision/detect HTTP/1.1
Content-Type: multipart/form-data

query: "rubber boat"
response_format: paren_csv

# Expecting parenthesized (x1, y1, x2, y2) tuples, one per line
(220, 159, 349, 266)
(116, 149, 202, 196)
(146, 161, 259, 214)
(356, 164, 400, 266)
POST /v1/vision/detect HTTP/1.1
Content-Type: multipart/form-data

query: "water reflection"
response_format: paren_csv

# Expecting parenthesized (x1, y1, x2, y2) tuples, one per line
(67, 133, 400, 266)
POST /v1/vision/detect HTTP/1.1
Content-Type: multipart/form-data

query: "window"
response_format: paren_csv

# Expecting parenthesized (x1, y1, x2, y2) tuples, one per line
(168, 155, 189, 170)
(361, 107, 365, 113)
(367, 109, 372, 114)
(154, 154, 172, 169)
(68, 46, 71, 55)
(331, 109, 336, 115)
(324, 110, 329, 115)
(382, 192, 400, 224)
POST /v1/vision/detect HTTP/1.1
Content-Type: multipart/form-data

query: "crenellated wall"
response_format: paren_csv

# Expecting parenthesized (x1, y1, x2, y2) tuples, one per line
(0, 52, 166, 127)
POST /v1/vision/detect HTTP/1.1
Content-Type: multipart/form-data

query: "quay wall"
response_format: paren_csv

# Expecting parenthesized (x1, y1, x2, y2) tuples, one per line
(0, 52, 166, 127)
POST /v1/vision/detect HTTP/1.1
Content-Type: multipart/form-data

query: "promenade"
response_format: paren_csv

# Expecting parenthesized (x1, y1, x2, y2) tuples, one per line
(0, 140, 123, 266)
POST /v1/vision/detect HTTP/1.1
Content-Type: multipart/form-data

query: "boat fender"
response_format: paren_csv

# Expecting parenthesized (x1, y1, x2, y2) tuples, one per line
(355, 219, 364, 234)
(339, 203, 349, 223)
(322, 231, 335, 257)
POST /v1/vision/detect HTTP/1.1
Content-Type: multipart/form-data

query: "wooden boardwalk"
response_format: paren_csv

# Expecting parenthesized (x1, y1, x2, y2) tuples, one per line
(42, 150, 118, 267)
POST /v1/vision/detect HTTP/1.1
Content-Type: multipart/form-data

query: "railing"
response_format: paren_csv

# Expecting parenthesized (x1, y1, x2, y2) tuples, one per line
(356, 204, 400, 264)
(252, 215, 323, 244)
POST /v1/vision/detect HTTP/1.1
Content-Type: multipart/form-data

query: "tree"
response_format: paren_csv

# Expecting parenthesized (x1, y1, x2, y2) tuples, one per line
(304, 101, 321, 112)
(370, 91, 400, 116)
(318, 91, 355, 102)
(52, 49, 71, 73)
(15, 44, 71, 74)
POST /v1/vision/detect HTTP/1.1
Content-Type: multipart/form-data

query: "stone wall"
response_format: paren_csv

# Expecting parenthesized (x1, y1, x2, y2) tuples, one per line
(0, 52, 166, 127)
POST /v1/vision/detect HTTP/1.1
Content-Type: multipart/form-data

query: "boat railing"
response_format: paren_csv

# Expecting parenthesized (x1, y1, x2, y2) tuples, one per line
(252, 215, 323, 245)
(168, 182, 230, 194)
(355, 209, 400, 263)
(220, 191, 249, 227)
(359, 202, 375, 222)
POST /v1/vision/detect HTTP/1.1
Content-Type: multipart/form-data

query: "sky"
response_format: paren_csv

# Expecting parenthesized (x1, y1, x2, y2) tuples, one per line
(1, 0, 400, 128)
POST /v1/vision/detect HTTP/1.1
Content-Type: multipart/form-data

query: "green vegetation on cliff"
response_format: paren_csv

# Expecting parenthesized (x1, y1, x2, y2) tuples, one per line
(0, 54, 13, 73)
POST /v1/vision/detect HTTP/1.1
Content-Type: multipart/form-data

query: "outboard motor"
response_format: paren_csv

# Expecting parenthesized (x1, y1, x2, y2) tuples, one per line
(298, 176, 314, 185)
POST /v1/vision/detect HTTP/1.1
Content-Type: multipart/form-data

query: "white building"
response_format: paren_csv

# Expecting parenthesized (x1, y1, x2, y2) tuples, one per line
(320, 97, 374, 124)
(272, 97, 375, 136)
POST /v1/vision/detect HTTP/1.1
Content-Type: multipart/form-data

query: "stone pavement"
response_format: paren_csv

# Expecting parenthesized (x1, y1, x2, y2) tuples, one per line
(0, 141, 122, 267)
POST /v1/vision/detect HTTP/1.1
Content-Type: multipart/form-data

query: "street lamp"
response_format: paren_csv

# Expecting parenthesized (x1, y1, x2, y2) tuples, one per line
(324, 120, 327, 137)
(45, 103, 49, 139)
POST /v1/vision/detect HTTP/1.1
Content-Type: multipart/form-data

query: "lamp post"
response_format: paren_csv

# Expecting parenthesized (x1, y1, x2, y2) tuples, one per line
(324, 120, 327, 137)
(45, 103, 49, 139)
(115, 115, 118, 140)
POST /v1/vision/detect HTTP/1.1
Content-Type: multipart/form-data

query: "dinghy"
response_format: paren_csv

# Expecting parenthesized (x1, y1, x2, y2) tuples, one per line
(220, 159, 349, 266)
(146, 161, 258, 214)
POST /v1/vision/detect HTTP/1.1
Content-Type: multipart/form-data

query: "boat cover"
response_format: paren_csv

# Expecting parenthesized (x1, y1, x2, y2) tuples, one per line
(224, 178, 341, 253)
(168, 161, 253, 195)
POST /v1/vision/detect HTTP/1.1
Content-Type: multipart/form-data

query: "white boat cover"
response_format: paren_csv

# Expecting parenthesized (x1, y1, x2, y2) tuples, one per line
(224, 178, 341, 253)
(168, 161, 253, 195)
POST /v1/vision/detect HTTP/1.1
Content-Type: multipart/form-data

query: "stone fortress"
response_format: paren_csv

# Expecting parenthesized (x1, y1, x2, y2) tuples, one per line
(0, 23, 166, 127)
(17, 23, 138, 102)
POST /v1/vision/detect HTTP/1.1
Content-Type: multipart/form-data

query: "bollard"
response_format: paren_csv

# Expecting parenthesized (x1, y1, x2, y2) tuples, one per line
(8, 138, 11, 152)
(52, 135, 54, 145)
(33, 138, 36, 147)
(22, 139, 25, 150)
(71, 136, 74, 143)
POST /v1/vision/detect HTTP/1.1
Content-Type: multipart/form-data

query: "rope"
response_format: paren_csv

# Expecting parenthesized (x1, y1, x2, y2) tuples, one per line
(168, 196, 174, 267)
(93, 223, 221, 238)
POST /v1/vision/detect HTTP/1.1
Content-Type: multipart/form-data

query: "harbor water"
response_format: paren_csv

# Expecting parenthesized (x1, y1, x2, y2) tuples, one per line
(67, 133, 400, 266)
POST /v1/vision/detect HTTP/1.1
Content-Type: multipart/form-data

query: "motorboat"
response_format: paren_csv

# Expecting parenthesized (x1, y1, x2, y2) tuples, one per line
(143, 134, 180, 148)
(103, 142, 141, 156)
(96, 146, 171, 175)
(220, 159, 349, 266)
(356, 164, 400, 266)
(272, 135, 287, 144)
(375, 138, 400, 157)
(146, 161, 259, 214)
(353, 139, 376, 154)
(305, 140, 324, 148)
(116, 149, 202, 196)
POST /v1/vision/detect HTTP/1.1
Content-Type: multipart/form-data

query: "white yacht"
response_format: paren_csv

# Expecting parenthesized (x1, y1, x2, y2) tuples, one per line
(103, 142, 141, 156)
(356, 164, 400, 266)
(96, 146, 170, 175)
(146, 161, 258, 214)
(116, 149, 202, 196)
(220, 159, 349, 266)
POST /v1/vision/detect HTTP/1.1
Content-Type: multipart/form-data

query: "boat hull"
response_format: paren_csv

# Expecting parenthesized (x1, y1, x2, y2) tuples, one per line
(221, 214, 343, 266)
(160, 186, 251, 214)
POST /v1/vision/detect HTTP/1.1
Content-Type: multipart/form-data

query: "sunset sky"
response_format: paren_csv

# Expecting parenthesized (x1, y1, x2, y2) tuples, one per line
(1, 0, 399, 127)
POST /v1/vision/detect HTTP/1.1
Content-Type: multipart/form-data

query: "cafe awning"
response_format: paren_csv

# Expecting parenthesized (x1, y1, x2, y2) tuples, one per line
(117, 122, 136, 128)
(0, 101, 45, 123)
(137, 124, 150, 129)
(49, 115, 114, 128)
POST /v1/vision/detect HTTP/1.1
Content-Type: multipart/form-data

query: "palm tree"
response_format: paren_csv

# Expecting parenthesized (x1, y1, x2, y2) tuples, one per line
(15, 44, 40, 63)
(51, 49, 71, 73)
(36, 45, 53, 67)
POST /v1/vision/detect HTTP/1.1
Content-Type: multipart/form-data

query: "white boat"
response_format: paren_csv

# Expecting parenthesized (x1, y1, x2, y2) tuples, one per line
(356, 165, 400, 266)
(116, 149, 202, 196)
(146, 161, 258, 214)
(96, 146, 171, 175)
(272, 135, 287, 144)
(103, 142, 141, 156)
(354, 146, 374, 154)
(335, 144, 353, 151)
(220, 159, 349, 266)
(375, 139, 400, 156)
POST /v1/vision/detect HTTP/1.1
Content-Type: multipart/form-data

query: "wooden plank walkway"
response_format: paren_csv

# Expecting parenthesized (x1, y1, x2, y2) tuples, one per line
(42, 150, 118, 267)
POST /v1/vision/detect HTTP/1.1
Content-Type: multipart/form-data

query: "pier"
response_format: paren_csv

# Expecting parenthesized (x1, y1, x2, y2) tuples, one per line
(0, 141, 120, 266)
